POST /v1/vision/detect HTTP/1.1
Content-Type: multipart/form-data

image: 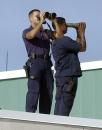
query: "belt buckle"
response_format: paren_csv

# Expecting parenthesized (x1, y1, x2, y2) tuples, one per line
(44, 54, 47, 60)
(32, 53, 36, 59)
(44, 54, 49, 60)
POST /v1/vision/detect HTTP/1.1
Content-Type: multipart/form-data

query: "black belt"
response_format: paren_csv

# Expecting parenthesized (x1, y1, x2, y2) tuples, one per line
(30, 53, 50, 60)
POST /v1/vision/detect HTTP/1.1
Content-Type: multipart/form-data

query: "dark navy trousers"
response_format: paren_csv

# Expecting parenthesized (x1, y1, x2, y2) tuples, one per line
(26, 58, 54, 114)
(54, 76, 78, 116)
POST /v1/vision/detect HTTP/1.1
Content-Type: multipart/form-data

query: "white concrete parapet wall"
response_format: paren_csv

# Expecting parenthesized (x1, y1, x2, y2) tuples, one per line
(0, 60, 102, 80)
(0, 110, 102, 130)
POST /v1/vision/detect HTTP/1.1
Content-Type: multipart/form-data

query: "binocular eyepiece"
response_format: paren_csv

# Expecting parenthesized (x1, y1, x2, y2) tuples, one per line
(45, 12, 56, 20)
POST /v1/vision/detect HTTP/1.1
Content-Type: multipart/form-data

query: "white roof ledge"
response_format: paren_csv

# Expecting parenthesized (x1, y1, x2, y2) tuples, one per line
(0, 110, 102, 129)
(0, 60, 102, 80)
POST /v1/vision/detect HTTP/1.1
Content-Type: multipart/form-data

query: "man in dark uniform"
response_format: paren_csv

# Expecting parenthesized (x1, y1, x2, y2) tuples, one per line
(51, 17, 86, 116)
(22, 9, 54, 114)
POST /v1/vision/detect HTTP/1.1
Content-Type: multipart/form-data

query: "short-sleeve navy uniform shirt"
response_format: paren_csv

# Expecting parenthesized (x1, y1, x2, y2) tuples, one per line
(22, 26, 52, 57)
(52, 36, 82, 77)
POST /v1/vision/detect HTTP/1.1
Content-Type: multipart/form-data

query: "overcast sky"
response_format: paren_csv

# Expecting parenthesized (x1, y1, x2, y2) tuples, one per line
(0, 0, 102, 71)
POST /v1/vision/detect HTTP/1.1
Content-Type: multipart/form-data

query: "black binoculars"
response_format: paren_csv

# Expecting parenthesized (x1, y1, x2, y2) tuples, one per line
(44, 12, 56, 20)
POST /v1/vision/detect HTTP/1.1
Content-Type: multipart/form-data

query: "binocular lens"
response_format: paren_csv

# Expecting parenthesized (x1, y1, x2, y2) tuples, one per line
(51, 13, 56, 19)
(45, 12, 56, 19)
(45, 12, 49, 18)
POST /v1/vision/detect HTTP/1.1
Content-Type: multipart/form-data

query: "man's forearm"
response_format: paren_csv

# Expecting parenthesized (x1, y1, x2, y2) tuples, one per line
(76, 23, 86, 52)
(26, 21, 43, 40)
(76, 31, 86, 52)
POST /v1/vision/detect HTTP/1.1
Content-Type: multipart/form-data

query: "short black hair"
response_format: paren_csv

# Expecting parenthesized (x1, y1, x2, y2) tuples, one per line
(28, 9, 40, 16)
(52, 17, 66, 29)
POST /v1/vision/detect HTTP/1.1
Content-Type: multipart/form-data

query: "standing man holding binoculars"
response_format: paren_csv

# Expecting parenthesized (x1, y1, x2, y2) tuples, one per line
(51, 17, 86, 116)
(22, 9, 54, 114)
(22, 9, 86, 116)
